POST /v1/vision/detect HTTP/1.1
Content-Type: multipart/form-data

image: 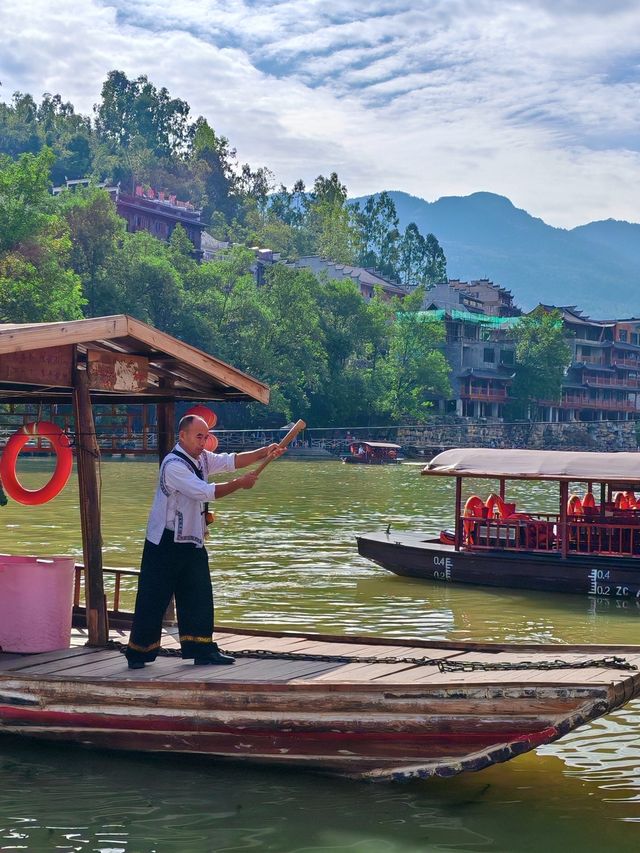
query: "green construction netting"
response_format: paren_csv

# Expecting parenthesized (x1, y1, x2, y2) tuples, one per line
(416, 309, 521, 326)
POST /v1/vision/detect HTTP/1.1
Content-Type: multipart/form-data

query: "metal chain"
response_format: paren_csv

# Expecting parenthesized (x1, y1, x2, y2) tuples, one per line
(103, 640, 636, 672)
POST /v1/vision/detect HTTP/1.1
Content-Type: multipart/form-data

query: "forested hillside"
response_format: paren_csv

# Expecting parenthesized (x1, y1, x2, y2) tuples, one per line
(0, 72, 450, 427)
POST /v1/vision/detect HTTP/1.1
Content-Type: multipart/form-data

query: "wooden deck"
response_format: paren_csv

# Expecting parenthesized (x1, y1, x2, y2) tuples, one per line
(2, 627, 640, 780)
(2, 627, 640, 692)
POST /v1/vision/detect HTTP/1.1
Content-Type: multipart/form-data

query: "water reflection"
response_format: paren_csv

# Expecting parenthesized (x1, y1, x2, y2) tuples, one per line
(2, 459, 640, 848)
(1, 738, 638, 853)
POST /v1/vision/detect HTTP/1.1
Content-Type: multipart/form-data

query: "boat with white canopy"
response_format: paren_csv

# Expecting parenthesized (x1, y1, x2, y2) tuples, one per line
(357, 447, 640, 598)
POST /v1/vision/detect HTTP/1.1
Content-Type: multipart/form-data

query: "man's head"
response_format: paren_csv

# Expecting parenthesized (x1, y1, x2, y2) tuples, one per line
(178, 415, 209, 458)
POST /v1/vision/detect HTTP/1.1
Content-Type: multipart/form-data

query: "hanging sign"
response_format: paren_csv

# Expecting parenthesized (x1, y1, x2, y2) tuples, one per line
(87, 350, 149, 392)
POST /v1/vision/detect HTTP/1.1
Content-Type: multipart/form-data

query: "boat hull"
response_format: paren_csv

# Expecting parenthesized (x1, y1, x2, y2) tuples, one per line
(0, 670, 621, 781)
(3, 626, 640, 780)
(357, 531, 640, 599)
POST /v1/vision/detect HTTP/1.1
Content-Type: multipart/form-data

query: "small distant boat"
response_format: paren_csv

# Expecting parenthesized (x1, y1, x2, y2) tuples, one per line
(343, 441, 403, 464)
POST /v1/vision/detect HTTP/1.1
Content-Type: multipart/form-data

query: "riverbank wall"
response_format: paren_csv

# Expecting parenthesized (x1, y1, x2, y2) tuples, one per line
(398, 420, 638, 456)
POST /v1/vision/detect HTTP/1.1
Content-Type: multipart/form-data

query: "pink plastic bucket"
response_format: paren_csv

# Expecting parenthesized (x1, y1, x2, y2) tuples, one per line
(0, 555, 75, 653)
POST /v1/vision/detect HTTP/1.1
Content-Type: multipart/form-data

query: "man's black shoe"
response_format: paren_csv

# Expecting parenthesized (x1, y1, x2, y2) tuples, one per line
(194, 647, 235, 665)
(127, 660, 145, 670)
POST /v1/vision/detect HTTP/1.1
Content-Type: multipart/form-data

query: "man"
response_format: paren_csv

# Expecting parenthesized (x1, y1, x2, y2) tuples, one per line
(125, 415, 283, 669)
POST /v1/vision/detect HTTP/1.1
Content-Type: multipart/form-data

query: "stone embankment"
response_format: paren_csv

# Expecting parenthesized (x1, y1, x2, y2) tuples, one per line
(398, 420, 638, 457)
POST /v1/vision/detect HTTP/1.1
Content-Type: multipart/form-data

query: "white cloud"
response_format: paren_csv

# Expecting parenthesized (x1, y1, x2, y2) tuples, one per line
(0, 0, 638, 227)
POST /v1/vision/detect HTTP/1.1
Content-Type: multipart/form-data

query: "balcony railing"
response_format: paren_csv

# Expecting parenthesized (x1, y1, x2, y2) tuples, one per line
(560, 396, 638, 411)
(461, 389, 509, 402)
(461, 513, 640, 558)
(586, 377, 640, 389)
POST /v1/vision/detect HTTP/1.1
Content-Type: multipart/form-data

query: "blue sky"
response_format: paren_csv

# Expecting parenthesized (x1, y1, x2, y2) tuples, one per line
(1, 0, 639, 227)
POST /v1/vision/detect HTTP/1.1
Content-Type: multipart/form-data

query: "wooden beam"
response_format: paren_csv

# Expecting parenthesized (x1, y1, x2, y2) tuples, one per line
(73, 350, 108, 646)
(0, 315, 129, 355)
(559, 480, 569, 560)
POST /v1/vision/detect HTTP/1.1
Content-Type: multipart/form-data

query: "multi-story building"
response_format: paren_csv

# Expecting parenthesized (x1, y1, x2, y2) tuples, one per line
(53, 180, 205, 259)
(289, 256, 408, 301)
(536, 306, 640, 422)
(422, 282, 520, 418)
(117, 185, 205, 259)
(447, 279, 521, 317)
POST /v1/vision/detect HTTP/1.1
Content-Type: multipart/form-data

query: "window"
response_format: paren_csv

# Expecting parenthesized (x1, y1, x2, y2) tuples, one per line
(619, 330, 628, 342)
(500, 349, 514, 366)
(632, 333, 638, 346)
(483, 348, 495, 363)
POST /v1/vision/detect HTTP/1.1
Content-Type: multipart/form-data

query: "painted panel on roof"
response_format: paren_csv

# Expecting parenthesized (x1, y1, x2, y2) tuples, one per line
(87, 350, 148, 392)
(0, 345, 74, 386)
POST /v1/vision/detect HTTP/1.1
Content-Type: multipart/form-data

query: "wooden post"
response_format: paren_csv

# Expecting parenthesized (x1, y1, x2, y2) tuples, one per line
(156, 397, 175, 463)
(454, 476, 462, 550)
(73, 351, 108, 646)
(559, 480, 569, 559)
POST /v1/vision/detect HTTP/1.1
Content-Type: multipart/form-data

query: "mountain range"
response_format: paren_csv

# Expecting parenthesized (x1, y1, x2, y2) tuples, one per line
(355, 191, 640, 319)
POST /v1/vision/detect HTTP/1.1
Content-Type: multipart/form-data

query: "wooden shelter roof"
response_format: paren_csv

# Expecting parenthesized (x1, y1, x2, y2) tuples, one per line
(0, 315, 269, 404)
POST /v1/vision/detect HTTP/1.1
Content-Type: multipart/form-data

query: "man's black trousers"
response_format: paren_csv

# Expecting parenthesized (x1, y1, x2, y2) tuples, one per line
(126, 529, 215, 663)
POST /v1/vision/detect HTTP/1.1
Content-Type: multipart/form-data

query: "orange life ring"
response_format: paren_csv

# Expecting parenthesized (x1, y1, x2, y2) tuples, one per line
(567, 494, 583, 515)
(614, 492, 630, 510)
(463, 495, 486, 544)
(624, 491, 638, 509)
(184, 405, 217, 428)
(582, 492, 596, 509)
(485, 493, 509, 518)
(0, 422, 73, 506)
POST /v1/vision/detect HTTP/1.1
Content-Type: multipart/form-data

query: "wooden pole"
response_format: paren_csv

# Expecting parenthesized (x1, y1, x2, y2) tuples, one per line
(454, 476, 462, 550)
(73, 351, 108, 646)
(156, 395, 176, 463)
(560, 480, 569, 559)
(253, 419, 306, 477)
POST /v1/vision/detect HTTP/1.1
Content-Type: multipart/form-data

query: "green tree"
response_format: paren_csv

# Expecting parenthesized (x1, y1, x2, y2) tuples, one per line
(100, 231, 185, 333)
(508, 308, 572, 418)
(376, 290, 451, 422)
(0, 148, 84, 322)
(255, 264, 328, 422)
(354, 191, 401, 278)
(309, 276, 375, 424)
(94, 70, 192, 158)
(56, 185, 126, 315)
(190, 118, 240, 223)
(0, 92, 42, 158)
(306, 173, 360, 264)
(398, 223, 447, 286)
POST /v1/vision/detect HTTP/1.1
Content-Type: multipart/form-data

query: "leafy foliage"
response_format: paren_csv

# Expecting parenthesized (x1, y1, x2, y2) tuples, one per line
(0, 74, 454, 427)
(507, 308, 573, 418)
(0, 149, 84, 322)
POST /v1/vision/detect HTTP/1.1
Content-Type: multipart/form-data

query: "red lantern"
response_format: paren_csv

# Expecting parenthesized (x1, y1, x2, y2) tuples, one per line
(184, 405, 217, 428)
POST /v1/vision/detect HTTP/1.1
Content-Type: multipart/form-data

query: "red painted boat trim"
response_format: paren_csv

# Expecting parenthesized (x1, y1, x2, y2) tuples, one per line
(0, 704, 552, 745)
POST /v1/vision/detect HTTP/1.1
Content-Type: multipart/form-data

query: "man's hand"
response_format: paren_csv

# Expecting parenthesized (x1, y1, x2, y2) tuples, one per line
(238, 470, 260, 489)
(265, 443, 286, 459)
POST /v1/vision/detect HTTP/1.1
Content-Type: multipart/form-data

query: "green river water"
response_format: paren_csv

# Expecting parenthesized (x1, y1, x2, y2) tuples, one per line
(1, 457, 639, 852)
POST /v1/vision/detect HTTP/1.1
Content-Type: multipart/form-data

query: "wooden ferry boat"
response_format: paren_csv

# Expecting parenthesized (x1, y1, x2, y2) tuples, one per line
(358, 447, 640, 598)
(1, 322, 640, 781)
(343, 440, 403, 464)
(1, 570, 640, 781)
